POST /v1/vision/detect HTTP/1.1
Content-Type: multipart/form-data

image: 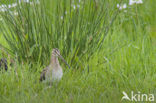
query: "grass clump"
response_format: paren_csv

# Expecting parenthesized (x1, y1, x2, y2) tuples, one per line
(0, 0, 118, 68)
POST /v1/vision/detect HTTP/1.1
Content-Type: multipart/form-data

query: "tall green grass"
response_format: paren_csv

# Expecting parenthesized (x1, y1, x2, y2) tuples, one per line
(0, 0, 118, 68)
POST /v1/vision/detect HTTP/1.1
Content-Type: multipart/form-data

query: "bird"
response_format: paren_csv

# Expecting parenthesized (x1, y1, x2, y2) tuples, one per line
(40, 48, 70, 84)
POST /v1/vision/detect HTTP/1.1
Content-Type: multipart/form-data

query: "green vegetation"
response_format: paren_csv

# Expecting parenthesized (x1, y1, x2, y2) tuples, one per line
(0, 0, 156, 103)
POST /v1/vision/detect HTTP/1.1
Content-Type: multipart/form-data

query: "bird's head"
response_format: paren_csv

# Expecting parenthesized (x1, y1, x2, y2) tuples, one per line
(51, 48, 70, 69)
(52, 48, 60, 57)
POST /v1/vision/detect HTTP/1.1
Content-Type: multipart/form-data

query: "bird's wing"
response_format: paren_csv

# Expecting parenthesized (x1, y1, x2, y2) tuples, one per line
(40, 67, 48, 81)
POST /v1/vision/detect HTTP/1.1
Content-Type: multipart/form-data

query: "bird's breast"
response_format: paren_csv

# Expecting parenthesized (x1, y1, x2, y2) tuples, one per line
(52, 67, 63, 81)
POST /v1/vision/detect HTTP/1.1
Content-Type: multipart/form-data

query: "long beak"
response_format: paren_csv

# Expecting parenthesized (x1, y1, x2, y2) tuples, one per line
(58, 54, 70, 69)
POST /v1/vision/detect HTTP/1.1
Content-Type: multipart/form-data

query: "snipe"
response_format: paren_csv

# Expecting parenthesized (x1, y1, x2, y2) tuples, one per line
(40, 48, 70, 83)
